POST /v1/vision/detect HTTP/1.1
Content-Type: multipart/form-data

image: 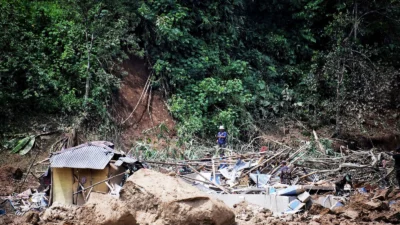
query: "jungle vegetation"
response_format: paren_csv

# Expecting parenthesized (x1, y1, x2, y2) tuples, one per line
(1, 0, 400, 142)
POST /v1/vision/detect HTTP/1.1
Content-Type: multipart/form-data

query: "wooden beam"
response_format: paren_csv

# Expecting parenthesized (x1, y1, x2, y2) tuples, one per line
(73, 172, 125, 195)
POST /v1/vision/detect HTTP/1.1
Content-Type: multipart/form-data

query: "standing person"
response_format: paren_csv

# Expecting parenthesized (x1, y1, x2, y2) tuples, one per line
(280, 161, 291, 185)
(216, 126, 227, 156)
(378, 155, 389, 188)
(391, 147, 400, 188)
(334, 174, 353, 195)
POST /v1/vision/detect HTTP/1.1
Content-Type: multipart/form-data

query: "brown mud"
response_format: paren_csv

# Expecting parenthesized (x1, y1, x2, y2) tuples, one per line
(111, 57, 176, 150)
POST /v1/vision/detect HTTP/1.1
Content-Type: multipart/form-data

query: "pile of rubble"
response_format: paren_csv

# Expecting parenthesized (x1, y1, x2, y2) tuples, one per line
(0, 188, 48, 216)
(145, 139, 394, 215)
(233, 188, 400, 225)
(1, 139, 399, 224)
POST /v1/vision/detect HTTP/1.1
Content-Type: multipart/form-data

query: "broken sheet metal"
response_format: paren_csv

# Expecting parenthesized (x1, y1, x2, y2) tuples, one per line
(233, 159, 251, 172)
(277, 186, 305, 196)
(287, 199, 305, 212)
(114, 157, 138, 166)
(211, 174, 222, 185)
(50, 145, 114, 169)
(219, 159, 252, 186)
(249, 173, 271, 188)
(316, 195, 346, 209)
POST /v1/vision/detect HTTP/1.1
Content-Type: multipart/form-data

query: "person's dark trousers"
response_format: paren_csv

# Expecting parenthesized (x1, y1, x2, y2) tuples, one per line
(396, 168, 400, 187)
(218, 143, 226, 156)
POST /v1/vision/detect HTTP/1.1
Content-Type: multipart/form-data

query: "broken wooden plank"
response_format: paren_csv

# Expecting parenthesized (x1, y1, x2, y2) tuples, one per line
(302, 185, 335, 191)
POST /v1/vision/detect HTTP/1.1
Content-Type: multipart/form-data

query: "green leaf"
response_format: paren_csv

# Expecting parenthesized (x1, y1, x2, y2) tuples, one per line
(19, 136, 36, 155)
(268, 66, 276, 72)
(10, 136, 31, 154)
(258, 82, 266, 90)
(3, 138, 18, 149)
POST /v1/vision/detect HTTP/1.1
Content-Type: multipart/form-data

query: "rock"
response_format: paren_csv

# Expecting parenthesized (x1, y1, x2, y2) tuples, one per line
(361, 200, 388, 211)
(266, 217, 275, 223)
(285, 214, 294, 221)
(312, 215, 321, 220)
(24, 211, 40, 225)
(167, 171, 176, 176)
(343, 210, 359, 220)
(309, 204, 328, 215)
(388, 189, 399, 199)
(386, 211, 400, 223)
(373, 189, 390, 200)
(309, 221, 321, 225)
(390, 192, 400, 200)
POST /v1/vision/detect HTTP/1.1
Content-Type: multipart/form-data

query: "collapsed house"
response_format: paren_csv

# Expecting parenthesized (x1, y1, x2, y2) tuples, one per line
(49, 141, 142, 205)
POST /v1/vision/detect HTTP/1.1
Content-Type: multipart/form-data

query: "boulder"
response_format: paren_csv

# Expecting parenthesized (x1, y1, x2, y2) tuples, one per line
(342, 210, 359, 220)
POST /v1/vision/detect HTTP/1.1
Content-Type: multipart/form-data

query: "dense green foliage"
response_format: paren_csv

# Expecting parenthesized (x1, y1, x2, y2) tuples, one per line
(0, 0, 142, 117)
(1, 0, 400, 142)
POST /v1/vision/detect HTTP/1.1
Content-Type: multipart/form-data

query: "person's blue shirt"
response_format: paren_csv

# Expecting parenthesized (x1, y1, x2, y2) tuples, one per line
(217, 131, 227, 145)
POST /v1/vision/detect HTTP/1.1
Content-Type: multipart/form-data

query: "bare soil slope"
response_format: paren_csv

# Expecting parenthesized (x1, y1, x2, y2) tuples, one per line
(112, 57, 175, 150)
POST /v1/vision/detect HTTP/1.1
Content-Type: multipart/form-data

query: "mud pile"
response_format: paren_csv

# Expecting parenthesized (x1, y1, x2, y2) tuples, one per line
(42, 193, 135, 225)
(41, 169, 234, 225)
(121, 169, 235, 225)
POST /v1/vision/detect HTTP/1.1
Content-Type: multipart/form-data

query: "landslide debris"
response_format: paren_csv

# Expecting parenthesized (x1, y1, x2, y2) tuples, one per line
(42, 193, 135, 225)
(121, 169, 235, 225)
(41, 169, 234, 225)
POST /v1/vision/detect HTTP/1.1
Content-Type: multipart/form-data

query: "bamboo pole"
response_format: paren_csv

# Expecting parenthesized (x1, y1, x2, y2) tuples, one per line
(211, 158, 216, 184)
(34, 158, 50, 166)
(18, 148, 41, 192)
(241, 148, 290, 177)
(178, 175, 218, 188)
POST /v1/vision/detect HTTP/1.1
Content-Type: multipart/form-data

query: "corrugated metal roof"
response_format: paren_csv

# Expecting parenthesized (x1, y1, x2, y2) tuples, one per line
(50, 145, 114, 169)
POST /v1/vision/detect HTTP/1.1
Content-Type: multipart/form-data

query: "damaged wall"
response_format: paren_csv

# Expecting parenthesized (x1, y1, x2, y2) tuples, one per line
(52, 166, 123, 206)
(52, 168, 73, 205)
